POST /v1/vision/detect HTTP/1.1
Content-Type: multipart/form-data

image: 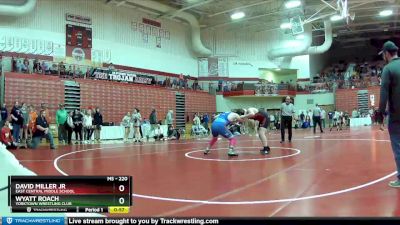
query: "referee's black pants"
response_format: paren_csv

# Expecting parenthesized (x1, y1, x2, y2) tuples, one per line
(281, 116, 292, 142)
(313, 116, 323, 133)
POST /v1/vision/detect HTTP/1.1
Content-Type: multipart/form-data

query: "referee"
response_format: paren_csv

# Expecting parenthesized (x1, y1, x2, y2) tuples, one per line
(313, 104, 324, 134)
(378, 41, 400, 188)
(280, 96, 295, 143)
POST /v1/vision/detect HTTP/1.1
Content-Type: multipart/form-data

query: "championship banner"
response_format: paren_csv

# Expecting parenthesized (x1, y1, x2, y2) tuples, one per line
(91, 68, 153, 85)
(66, 46, 91, 65)
(66, 24, 92, 65)
(255, 83, 278, 96)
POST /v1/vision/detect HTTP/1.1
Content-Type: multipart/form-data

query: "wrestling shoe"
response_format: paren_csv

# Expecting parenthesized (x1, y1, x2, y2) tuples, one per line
(228, 148, 238, 157)
(260, 146, 270, 155)
(389, 180, 400, 188)
(204, 147, 210, 155)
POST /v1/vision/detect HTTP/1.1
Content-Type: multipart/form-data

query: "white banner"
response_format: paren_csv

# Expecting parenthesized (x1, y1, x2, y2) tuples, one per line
(44, 41, 53, 55)
(21, 38, 29, 53)
(29, 39, 37, 54)
(14, 37, 22, 52)
(218, 57, 228, 77)
(6, 36, 14, 51)
(0, 36, 5, 51)
(37, 40, 45, 54)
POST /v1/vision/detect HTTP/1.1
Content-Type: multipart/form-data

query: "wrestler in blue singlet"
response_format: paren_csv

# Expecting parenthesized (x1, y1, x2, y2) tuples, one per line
(211, 112, 234, 139)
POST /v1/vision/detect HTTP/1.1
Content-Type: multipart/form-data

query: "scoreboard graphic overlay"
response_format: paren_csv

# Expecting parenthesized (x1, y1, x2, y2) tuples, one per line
(8, 176, 132, 213)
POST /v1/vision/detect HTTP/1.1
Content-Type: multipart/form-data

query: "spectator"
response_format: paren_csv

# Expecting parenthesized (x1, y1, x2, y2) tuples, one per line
(28, 110, 55, 149)
(131, 108, 142, 143)
(20, 103, 29, 143)
(33, 58, 40, 73)
(269, 113, 275, 130)
(16, 60, 22, 72)
(66, 111, 74, 145)
(165, 110, 173, 129)
(167, 125, 180, 140)
(50, 63, 58, 75)
(149, 108, 157, 134)
(40, 103, 52, 124)
(153, 124, 165, 141)
(72, 109, 83, 144)
(10, 101, 23, 143)
(28, 105, 37, 140)
(108, 63, 115, 71)
(352, 108, 359, 118)
(42, 61, 50, 75)
(121, 112, 131, 142)
(0, 103, 8, 128)
(11, 57, 16, 72)
(59, 61, 66, 77)
(67, 65, 73, 77)
(93, 108, 103, 143)
(1, 121, 17, 150)
(56, 104, 68, 144)
(22, 58, 29, 73)
(193, 113, 200, 127)
(141, 118, 151, 141)
(203, 113, 209, 132)
(83, 109, 94, 143)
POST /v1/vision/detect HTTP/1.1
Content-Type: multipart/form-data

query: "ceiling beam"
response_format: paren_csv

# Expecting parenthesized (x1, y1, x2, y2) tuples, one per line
(158, 0, 215, 19)
(207, 0, 274, 18)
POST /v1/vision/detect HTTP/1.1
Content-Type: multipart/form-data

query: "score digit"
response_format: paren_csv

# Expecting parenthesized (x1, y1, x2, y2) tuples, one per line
(118, 177, 128, 181)
(119, 197, 125, 205)
(118, 185, 125, 192)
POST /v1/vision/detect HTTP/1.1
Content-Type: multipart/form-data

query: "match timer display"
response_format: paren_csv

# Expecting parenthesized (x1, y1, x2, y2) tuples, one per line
(8, 176, 132, 213)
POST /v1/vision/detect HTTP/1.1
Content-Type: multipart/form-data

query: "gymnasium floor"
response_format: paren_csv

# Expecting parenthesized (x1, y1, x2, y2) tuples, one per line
(10, 126, 400, 217)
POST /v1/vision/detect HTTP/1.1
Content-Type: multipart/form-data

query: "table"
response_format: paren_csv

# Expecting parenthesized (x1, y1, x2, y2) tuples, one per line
(350, 117, 372, 127)
(100, 125, 168, 140)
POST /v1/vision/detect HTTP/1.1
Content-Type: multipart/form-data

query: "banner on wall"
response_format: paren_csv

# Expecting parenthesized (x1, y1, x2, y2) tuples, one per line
(53, 43, 66, 62)
(91, 68, 153, 84)
(0, 36, 6, 51)
(255, 84, 279, 96)
(198, 57, 229, 77)
(66, 24, 92, 65)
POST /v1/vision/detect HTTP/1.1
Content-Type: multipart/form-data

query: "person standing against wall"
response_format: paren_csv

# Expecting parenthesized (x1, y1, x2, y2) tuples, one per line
(0, 103, 8, 128)
(280, 96, 295, 143)
(378, 41, 400, 188)
(132, 108, 142, 143)
(93, 107, 103, 143)
(149, 108, 157, 136)
(56, 104, 68, 144)
(165, 110, 173, 129)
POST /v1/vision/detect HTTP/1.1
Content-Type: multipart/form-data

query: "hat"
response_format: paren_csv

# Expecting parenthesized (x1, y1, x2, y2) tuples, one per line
(379, 41, 399, 55)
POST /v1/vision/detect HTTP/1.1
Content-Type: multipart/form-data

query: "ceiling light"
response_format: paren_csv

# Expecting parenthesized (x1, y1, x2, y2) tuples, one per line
(285, 0, 301, 9)
(275, 68, 281, 71)
(280, 22, 292, 29)
(330, 15, 343, 22)
(231, 11, 245, 20)
(379, 9, 393, 17)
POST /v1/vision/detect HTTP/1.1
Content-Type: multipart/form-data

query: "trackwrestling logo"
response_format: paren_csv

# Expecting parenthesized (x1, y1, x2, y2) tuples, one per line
(2, 217, 64, 225)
